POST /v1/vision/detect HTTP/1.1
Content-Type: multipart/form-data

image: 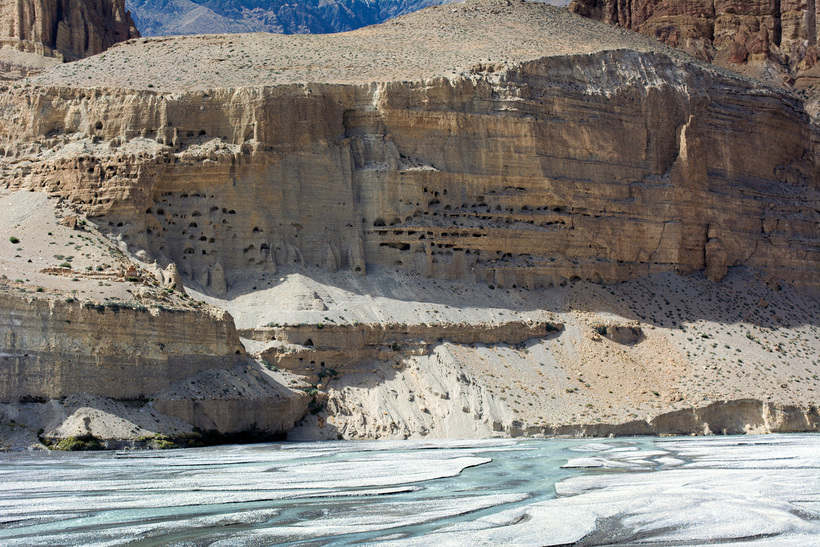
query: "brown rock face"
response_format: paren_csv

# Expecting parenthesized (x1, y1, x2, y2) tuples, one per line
(0, 1, 817, 295)
(0, 0, 139, 61)
(569, 0, 820, 79)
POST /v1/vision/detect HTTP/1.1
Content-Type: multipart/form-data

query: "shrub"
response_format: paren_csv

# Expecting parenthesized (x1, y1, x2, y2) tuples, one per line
(151, 436, 178, 450)
(9, 236, 19, 244)
(308, 399, 324, 415)
(53, 435, 103, 451)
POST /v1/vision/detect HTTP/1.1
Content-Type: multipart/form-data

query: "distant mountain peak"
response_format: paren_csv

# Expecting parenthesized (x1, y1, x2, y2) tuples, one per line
(126, 0, 569, 37)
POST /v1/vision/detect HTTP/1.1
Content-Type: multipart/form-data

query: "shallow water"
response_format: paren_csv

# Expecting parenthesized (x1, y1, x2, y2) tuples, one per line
(0, 434, 818, 545)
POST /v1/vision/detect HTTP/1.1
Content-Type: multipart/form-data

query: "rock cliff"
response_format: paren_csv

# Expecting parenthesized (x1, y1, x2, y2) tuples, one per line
(0, 188, 308, 445)
(0, 291, 245, 401)
(569, 0, 820, 91)
(1, 1, 817, 296)
(0, 0, 139, 61)
(0, 0, 817, 446)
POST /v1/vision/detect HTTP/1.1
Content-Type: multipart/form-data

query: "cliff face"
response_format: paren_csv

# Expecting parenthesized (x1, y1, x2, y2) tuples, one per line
(0, 292, 246, 401)
(2, 48, 817, 295)
(569, 0, 820, 85)
(0, 0, 139, 61)
(0, 0, 818, 446)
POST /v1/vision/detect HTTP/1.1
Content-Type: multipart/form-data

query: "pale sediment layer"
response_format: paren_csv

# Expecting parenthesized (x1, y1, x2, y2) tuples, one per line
(0, 0, 817, 447)
(0, 291, 245, 401)
(1, 23, 816, 295)
(231, 265, 820, 441)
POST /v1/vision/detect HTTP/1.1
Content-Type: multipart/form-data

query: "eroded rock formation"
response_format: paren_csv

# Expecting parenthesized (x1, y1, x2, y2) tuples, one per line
(0, 0, 818, 445)
(569, 0, 820, 88)
(1, 34, 816, 295)
(0, 291, 245, 401)
(0, 0, 139, 61)
(242, 320, 563, 375)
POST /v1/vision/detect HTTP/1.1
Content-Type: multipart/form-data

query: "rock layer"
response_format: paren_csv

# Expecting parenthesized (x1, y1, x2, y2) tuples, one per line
(1, 6, 817, 295)
(0, 0, 139, 61)
(0, 0, 818, 446)
(0, 291, 245, 401)
(243, 320, 562, 375)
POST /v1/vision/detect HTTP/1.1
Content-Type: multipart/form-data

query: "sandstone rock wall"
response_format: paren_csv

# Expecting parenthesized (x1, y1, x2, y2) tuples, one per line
(1, 50, 817, 294)
(0, 0, 139, 61)
(0, 292, 247, 401)
(242, 320, 562, 349)
(569, 0, 820, 72)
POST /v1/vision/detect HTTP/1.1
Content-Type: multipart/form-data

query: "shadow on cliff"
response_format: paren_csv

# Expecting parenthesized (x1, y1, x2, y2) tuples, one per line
(570, 266, 820, 331)
(208, 264, 820, 331)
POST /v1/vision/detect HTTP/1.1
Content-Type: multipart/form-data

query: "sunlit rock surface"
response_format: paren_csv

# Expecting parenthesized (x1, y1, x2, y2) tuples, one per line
(3, 0, 818, 294)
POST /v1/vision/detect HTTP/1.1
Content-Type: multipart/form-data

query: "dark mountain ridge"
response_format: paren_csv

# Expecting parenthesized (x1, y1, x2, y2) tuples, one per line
(126, 0, 569, 36)
(126, 0, 459, 35)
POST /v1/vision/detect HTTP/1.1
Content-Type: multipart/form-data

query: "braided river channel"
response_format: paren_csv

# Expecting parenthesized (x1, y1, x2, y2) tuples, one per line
(1, 434, 818, 545)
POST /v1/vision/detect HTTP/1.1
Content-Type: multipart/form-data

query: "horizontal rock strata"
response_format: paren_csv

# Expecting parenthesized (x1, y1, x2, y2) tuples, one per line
(0, 291, 246, 401)
(242, 320, 563, 374)
(0, 0, 817, 446)
(150, 365, 309, 435)
(1, 2, 817, 296)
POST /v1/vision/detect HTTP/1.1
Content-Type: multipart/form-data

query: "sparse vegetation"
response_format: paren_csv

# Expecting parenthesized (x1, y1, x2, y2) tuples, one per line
(50, 435, 104, 451)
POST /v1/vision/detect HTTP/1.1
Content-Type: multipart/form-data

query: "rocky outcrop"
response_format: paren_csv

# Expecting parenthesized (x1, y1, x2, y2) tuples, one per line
(2, 50, 816, 294)
(0, 0, 139, 61)
(242, 320, 562, 375)
(293, 340, 820, 439)
(648, 398, 820, 436)
(0, 291, 246, 401)
(150, 365, 309, 435)
(0, 0, 817, 446)
(569, 0, 820, 85)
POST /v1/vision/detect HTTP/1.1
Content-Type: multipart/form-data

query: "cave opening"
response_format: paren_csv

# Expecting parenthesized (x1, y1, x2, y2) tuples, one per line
(773, 0, 783, 48)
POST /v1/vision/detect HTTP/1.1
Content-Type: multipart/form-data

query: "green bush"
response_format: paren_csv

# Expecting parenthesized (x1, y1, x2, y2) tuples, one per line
(9, 236, 19, 244)
(53, 435, 103, 451)
(317, 368, 339, 379)
(308, 399, 325, 415)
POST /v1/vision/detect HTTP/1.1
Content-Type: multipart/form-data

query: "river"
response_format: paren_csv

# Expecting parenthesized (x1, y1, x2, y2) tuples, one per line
(1, 434, 818, 545)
